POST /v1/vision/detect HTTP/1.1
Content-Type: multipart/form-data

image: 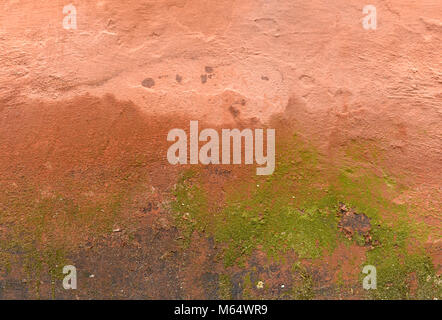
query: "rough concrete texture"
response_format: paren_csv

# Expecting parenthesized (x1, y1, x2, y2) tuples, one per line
(0, 0, 440, 299)
(1, 0, 441, 182)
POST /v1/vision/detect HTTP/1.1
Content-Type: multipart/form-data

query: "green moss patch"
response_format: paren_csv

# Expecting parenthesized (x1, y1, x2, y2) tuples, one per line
(172, 133, 440, 299)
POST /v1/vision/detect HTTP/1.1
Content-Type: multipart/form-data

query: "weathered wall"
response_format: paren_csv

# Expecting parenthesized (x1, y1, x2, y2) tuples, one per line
(0, 0, 441, 183)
